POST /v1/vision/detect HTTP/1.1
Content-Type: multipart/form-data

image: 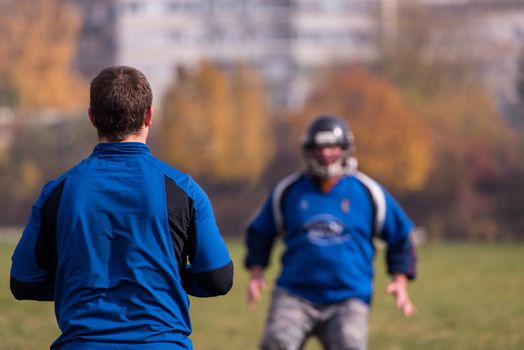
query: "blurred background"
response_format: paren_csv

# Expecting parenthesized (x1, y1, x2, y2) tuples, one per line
(2, 0, 524, 241)
(1, 1, 524, 349)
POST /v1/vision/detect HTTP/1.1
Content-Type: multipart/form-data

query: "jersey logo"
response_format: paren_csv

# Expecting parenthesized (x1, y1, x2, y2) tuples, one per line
(341, 198, 350, 213)
(304, 214, 351, 246)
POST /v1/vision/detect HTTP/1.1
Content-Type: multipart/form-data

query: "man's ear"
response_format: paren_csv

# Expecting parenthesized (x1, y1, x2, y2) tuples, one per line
(144, 106, 153, 127)
(88, 108, 97, 128)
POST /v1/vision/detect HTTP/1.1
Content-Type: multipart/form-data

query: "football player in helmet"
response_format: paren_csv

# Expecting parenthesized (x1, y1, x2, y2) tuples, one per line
(245, 114, 417, 350)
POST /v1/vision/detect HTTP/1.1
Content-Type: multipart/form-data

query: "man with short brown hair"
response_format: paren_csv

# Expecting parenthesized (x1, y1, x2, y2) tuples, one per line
(11, 65, 233, 350)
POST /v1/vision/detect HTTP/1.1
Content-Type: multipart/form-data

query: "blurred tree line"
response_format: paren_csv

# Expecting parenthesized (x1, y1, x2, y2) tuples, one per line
(0, 0, 90, 224)
(374, 2, 524, 240)
(0, 0, 87, 109)
(1, 0, 524, 240)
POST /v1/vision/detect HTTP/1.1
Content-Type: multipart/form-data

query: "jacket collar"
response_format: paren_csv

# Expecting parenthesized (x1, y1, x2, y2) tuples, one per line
(92, 142, 150, 156)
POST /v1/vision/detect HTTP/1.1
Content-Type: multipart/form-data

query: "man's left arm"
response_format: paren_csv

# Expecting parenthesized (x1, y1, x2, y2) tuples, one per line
(380, 190, 417, 317)
(386, 272, 416, 317)
(182, 183, 233, 297)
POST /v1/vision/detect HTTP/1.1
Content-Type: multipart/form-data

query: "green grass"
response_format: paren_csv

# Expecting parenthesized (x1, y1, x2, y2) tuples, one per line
(1, 240, 523, 349)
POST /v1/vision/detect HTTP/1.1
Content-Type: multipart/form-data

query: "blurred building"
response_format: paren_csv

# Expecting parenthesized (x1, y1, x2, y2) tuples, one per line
(73, 0, 382, 108)
(72, 0, 524, 108)
(73, 0, 117, 80)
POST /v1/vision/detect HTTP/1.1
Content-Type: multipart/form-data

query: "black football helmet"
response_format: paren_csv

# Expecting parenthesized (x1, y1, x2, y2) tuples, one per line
(301, 115, 356, 178)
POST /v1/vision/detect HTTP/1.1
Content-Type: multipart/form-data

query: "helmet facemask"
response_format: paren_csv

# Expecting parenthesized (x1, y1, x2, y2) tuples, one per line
(301, 116, 356, 179)
(303, 146, 356, 179)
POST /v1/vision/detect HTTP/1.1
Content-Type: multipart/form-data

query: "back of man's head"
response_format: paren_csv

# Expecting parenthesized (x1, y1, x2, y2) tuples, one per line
(90, 66, 153, 142)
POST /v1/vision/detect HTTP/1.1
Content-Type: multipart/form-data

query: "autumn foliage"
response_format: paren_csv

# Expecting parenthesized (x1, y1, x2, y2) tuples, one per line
(375, 2, 520, 240)
(159, 62, 274, 184)
(0, 0, 87, 109)
(0, 1, 523, 240)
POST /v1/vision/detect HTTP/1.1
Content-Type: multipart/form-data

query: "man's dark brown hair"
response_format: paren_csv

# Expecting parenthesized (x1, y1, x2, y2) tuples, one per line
(90, 66, 153, 142)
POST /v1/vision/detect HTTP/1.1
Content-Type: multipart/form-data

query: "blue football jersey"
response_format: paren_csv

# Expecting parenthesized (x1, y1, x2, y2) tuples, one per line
(245, 172, 415, 305)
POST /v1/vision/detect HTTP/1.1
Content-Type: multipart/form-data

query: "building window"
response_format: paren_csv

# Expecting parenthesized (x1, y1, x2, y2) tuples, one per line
(119, 1, 143, 14)
(167, 1, 184, 12)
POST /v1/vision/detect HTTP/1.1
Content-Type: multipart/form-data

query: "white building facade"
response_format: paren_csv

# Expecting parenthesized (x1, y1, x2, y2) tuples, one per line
(74, 0, 381, 108)
(73, 0, 524, 108)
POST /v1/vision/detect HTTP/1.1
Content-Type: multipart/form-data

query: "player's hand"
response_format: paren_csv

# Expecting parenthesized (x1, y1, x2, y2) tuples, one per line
(386, 274, 416, 317)
(247, 266, 266, 311)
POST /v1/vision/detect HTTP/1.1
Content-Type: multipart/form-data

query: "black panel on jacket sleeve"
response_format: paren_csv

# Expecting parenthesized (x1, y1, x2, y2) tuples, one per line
(184, 261, 234, 296)
(24, 179, 66, 301)
(164, 176, 194, 276)
(35, 179, 65, 273)
(10, 277, 54, 301)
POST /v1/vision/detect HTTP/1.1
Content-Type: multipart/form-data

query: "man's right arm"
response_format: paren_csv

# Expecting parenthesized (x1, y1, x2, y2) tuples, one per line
(10, 205, 54, 301)
(10, 180, 64, 301)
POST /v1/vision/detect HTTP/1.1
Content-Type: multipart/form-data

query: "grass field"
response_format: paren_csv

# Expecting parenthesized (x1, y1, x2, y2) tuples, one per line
(1, 239, 523, 349)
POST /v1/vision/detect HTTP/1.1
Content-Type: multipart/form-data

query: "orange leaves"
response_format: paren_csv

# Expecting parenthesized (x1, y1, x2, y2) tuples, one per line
(0, 0, 87, 109)
(159, 62, 274, 183)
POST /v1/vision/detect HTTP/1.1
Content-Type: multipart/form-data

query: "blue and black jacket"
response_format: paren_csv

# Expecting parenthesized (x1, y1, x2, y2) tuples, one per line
(10, 142, 233, 350)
